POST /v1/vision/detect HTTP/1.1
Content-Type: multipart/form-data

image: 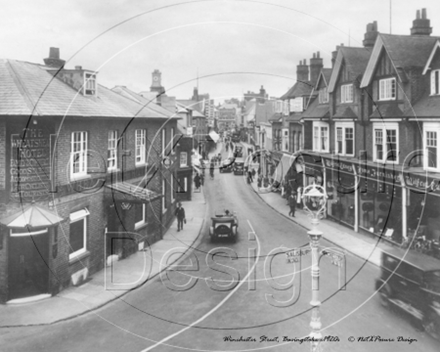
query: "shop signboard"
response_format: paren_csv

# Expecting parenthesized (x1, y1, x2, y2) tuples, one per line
(10, 128, 54, 202)
(403, 172, 440, 196)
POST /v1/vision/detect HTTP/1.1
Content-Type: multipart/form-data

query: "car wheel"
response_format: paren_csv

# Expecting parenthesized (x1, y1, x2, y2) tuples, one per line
(379, 287, 391, 309)
(422, 312, 440, 340)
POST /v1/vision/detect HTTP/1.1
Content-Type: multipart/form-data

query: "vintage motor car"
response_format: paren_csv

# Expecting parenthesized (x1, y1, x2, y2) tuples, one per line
(209, 210, 238, 242)
(234, 146, 243, 158)
(375, 248, 440, 339)
(219, 157, 234, 173)
(233, 158, 245, 175)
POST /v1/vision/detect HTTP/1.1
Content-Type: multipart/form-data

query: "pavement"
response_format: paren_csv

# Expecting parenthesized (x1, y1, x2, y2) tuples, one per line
(240, 141, 399, 268)
(0, 184, 207, 328)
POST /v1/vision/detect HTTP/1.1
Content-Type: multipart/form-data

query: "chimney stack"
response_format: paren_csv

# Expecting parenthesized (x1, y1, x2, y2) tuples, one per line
(310, 51, 323, 85)
(363, 21, 379, 48)
(411, 8, 432, 36)
(297, 59, 309, 82)
(43, 47, 65, 68)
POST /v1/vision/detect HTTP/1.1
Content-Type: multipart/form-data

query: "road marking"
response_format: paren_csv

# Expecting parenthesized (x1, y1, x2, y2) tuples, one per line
(140, 220, 261, 352)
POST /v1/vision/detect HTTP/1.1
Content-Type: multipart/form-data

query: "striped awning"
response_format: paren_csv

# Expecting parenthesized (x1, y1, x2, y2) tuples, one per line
(106, 182, 162, 203)
(0, 203, 64, 229)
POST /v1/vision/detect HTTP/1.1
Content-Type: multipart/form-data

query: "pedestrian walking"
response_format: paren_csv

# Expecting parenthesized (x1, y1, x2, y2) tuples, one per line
(210, 160, 215, 180)
(289, 193, 297, 217)
(200, 173, 205, 186)
(297, 187, 303, 209)
(194, 173, 201, 190)
(175, 202, 186, 232)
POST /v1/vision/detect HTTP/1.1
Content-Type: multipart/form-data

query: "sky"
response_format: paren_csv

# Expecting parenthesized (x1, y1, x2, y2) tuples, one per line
(2, 0, 440, 104)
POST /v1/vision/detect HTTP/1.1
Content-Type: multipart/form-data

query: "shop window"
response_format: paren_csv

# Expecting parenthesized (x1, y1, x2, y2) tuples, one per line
(162, 179, 167, 212)
(69, 209, 89, 260)
(424, 125, 439, 171)
(71, 131, 88, 179)
(135, 129, 146, 165)
(373, 123, 398, 163)
(162, 128, 166, 158)
(431, 70, 440, 96)
(108, 130, 118, 171)
(379, 78, 396, 101)
(52, 227, 58, 259)
(341, 84, 353, 103)
(313, 122, 329, 152)
(135, 203, 146, 229)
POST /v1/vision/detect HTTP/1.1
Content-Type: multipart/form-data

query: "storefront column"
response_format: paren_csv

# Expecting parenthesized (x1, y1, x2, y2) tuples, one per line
(354, 169, 359, 233)
(402, 185, 407, 240)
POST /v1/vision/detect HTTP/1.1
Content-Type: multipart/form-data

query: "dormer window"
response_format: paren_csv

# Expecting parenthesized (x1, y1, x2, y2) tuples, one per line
(84, 73, 96, 96)
(379, 77, 396, 101)
(341, 84, 353, 103)
(431, 70, 440, 96)
(319, 87, 329, 104)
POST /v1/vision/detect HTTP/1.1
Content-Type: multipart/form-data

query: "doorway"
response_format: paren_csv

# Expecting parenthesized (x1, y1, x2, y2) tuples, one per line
(8, 229, 50, 300)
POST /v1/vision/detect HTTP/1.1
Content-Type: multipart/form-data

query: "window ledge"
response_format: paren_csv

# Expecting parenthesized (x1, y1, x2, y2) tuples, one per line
(135, 163, 148, 168)
(107, 168, 121, 173)
(69, 250, 90, 265)
(70, 174, 91, 182)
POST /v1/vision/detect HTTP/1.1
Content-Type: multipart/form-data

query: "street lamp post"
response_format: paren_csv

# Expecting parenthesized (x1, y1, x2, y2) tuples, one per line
(286, 183, 346, 352)
(302, 184, 327, 351)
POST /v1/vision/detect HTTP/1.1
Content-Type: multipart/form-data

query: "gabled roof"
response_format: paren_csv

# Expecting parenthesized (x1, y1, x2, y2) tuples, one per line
(406, 94, 440, 118)
(329, 46, 371, 93)
(361, 33, 440, 88)
(423, 40, 440, 74)
(315, 68, 332, 89)
(280, 80, 315, 100)
(302, 98, 330, 120)
(333, 105, 357, 119)
(0, 59, 173, 119)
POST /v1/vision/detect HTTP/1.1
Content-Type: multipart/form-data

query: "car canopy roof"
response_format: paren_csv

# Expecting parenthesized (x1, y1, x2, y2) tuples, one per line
(382, 247, 440, 272)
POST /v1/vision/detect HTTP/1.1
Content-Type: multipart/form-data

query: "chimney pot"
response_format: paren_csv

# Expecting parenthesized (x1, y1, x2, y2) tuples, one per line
(422, 8, 427, 19)
(313, 53, 316, 58)
(75, 66, 82, 70)
(416, 10, 420, 19)
(49, 47, 60, 59)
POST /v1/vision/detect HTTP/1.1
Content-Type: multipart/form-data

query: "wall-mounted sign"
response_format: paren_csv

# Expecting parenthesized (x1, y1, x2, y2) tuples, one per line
(10, 128, 53, 202)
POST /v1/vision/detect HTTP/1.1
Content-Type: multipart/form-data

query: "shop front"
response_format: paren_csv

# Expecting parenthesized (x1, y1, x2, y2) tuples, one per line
(323, 157, 357, 228)
(356, 162, 403, 243)
(404, 172, 440, 245)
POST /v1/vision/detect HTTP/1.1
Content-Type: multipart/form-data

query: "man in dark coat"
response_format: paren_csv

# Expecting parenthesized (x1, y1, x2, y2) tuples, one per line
(175, 202, 186, 232)
(194, 174, 201, 190)
(289, 193, 297, 217)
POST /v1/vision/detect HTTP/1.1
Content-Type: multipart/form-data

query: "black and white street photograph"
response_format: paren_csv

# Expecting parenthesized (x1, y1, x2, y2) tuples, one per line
(1, 0, 440, 351)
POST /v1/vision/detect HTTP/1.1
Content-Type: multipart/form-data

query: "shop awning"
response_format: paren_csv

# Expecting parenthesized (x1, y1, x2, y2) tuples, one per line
(209, 130, 220, 143)
(106, 182, 162, 203)
(272, 153, 297, 183)
(0, 203, 64, 229)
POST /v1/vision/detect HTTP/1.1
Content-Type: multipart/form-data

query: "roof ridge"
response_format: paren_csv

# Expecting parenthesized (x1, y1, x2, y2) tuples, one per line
(6, 60, 42, 116)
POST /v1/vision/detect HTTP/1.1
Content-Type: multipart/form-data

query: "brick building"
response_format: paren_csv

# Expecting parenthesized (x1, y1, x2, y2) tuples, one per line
(0, 49, 182, 302)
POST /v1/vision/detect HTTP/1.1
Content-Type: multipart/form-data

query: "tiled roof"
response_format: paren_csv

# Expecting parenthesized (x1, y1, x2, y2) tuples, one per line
(0, 59, 173, 119)
(302, 98, 330, 119)
(407, 96, 440, 118)
(380, 33, 439, 70)
(329, 47, 370, 92)
(280, 80, 314, 100)
(370, 103, 404, 118)
(361, 34, 440, 88)
(333, 105, 357, 119)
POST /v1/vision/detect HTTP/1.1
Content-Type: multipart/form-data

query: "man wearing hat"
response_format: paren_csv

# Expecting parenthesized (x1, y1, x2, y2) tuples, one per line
(175, 202, 186, 232)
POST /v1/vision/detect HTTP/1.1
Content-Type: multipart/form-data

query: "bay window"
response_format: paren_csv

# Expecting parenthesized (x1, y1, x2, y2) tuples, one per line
(373, 123, 398, 163)
(424, 123, 440, 170)
(341, 84, 353, 103)
(312, 122, 329, 152)
(379, 77, 396, 100)
(335, 123, 354, 156)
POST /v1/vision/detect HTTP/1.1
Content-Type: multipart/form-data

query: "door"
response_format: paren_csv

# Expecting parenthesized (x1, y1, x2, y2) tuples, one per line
(8, 229, 49, 300)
